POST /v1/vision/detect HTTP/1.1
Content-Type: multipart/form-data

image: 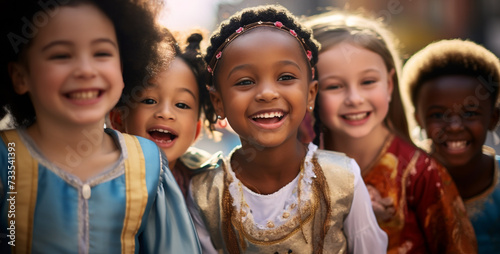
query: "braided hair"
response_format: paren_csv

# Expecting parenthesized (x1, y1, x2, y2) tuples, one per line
(204, 4, 320, 127)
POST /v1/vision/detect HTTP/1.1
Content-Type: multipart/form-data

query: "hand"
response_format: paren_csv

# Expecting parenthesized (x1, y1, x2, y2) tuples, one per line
(367, 185, 395, 221)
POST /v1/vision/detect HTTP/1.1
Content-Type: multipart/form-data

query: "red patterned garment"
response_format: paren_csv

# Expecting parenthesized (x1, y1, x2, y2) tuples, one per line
(363, 134, 477, 254)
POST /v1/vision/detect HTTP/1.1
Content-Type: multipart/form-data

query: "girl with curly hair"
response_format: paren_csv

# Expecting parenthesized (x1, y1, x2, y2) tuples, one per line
(0, 1, 200, 252)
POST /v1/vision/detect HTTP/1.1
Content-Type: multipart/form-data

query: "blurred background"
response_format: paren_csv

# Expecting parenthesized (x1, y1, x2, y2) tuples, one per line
(160, 0, 500, 154)
(161, 0, 500, 58)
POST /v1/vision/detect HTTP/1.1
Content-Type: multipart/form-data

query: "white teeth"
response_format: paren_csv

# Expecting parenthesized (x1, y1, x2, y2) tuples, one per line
(344, 113, 367, 120)
(447, 141, 466, 149)
(69, 91, 99, 100)
(253, 112, 284, 119)
(150, 129, 171, 134)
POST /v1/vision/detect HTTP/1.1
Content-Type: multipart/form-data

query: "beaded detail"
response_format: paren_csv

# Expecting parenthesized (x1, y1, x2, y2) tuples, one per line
(207, 21, 313, 75)
(226, 143, 318, 242)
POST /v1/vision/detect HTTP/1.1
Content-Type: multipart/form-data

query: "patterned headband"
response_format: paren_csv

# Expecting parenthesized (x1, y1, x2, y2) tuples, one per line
(207, 21, 313, 75)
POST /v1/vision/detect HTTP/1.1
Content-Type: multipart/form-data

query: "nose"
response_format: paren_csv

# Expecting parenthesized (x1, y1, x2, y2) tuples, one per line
(154, 103, 175, 120)
(74, 55, 97, 79)
(255, 81, 279, 102)
(446, 114, 464, 131)
(344, 86, 364, 106)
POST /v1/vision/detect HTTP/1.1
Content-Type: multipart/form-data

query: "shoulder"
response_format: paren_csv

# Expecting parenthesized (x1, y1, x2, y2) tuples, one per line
(180, 146, 224, 174)
(314, 148, 354, 174)
(107, 129, 160, 156)
(107, 129, 165, 175)
(189, 162, 225, 211)
(310, 144, 358, 189)
(390, 135, 442, 172)
(190, 162, 225, 189)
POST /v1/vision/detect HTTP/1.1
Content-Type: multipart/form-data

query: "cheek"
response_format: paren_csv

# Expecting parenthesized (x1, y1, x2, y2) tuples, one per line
(30, 66, 65, 91)
(373, 90, 391, 113)
(427, 125, 447, 143)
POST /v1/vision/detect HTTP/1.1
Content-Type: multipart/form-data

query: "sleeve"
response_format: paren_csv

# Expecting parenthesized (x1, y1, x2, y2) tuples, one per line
(140, 153, 202, 253)
(409, 155, 477, 253)
(343, 159, 388, 254)
(187, 183, 219, 254)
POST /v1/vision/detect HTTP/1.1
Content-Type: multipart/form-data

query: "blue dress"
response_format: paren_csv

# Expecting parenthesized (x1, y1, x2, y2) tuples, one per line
(0, 129, 201, 253)
(465, 147, 500, 253)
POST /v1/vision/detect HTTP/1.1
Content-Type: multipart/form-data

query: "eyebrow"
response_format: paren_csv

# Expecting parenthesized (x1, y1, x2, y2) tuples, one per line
(178, 87, 198, 101)
(41, 38, 118, 52)
(360, 68, 382, 74)
(318, 68, 381, 82)
(227, 60, 302, 80)
(227, 64, 251, 81)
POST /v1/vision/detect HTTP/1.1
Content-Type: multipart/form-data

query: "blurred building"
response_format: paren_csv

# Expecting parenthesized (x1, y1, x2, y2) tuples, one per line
(212, 0, 500, 57)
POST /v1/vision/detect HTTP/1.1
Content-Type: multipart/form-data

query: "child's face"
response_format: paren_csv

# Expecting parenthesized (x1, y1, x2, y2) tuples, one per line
(120, 58, 200, 165)
(316, 42, 393, 139)
(12, 4, 123, 126)
(415, 75, 499, 168)
(210, 29, 317, 147)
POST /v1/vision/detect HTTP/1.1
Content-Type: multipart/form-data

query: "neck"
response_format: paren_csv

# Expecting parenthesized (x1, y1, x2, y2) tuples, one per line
(324, 125, 390, 174)
(26, 118, 108, 169)
(440, 151, 495, 200)
(232, 138, 307, 194)
(169, 159, 177, 171)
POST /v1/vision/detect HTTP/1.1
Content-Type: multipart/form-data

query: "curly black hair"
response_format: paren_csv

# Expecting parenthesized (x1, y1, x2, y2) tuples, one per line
(1, 0, 163, 127)
(177, 33, 216, 132)
(203, 4, 320, 126)
(402, 39, 500, 111)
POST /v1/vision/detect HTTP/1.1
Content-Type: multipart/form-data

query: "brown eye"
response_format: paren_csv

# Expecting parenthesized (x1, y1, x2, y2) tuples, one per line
(176, 103, 191, 109)
(140, 98, 157, 105)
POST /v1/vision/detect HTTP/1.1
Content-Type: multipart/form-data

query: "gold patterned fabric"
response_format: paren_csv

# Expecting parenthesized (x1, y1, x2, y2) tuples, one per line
(190, 149, 355, 253)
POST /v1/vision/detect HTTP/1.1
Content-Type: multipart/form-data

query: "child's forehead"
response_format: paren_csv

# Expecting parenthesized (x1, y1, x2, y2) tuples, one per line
(420, 75, 495, 106)
(221, 28, 308, 63)
(147, 59, 199, 95)
(29, 4, 116, 44)
(217, 30, 309, 71)
(230, 27, 303, 48)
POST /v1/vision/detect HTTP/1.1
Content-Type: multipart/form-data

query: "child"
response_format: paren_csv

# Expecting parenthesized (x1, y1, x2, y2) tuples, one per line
(402, 39, 500, 253)
(110, 29, 221, 199)
(0, 1, 200, 253)
(187, 5, 388, 253)
(306, 11, 477, 253)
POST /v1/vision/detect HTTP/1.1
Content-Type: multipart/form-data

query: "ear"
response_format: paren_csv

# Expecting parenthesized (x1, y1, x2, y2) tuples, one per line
(209, 89, 225, 119)
(387, 68, 395, 100)
(8, 62, 29, 95)
(489, 106, 500, 131)
(307, 80, 318, 112)
(194, 120, 202, 140)
(108, 108, 125, 132)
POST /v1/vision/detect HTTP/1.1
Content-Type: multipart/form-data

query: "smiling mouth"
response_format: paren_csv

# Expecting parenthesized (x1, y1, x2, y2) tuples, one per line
(445, 140, 468, 150)
(342, 112, 369, 121)
(66, 90, 101, 100)
(148, 129, 177, 143)
(251, 111, 285, 124)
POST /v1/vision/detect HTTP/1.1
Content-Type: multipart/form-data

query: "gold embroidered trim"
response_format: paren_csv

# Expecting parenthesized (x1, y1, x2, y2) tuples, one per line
(1, 130, 38, 254)
(120, 134, 148, 252)
(398, 150, 420, 218)
(222, 155, 331, 249)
